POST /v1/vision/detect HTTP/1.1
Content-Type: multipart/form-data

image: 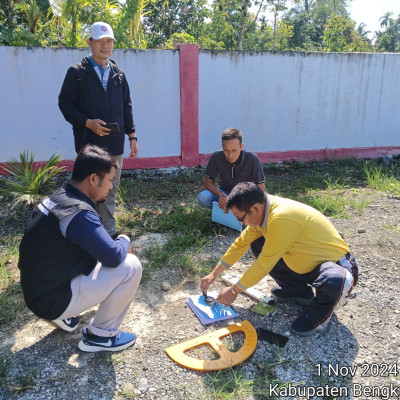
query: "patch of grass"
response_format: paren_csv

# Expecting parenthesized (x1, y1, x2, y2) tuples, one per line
(377, 235, 388, 248)
(178, 253, 219, 277)
(116, 182, 138, 207)
(222, 332, 245, 353)
(133, 204, 221, 280)
(384, 224, 400, 234)
(0, 236, 25, 326)
(203, 350, 293, 400)
(0, 282, 25, 325)
(116, 204, 217, 239)
(94, 352, 127, 366)
(0, 359, 10, 387)
(299, 179, 370, 218)
(204, 367, 254, 399)
(142, 231, 214, 281)
(363, 163, 400, 195)
(152, 204, 215, 235)
(116, 208, 161, 236)
(9, 369, 36, 394)
(264, 158, 367, 200)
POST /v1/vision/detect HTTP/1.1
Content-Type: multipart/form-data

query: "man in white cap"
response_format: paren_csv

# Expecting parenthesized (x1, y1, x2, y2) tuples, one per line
(59, 22, 138, 236)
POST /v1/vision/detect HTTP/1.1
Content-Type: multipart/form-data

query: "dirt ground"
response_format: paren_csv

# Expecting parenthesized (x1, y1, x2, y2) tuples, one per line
(0, 173, 400, 399)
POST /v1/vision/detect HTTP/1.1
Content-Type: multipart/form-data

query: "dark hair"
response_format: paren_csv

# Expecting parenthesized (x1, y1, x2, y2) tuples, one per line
(226, 182, 266, 211)
(221, 128, 243, 144)
(72, 145, 118, 182)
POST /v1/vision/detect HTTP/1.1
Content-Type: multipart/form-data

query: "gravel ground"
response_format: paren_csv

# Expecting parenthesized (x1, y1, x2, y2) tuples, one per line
(1, 189, 399, 400)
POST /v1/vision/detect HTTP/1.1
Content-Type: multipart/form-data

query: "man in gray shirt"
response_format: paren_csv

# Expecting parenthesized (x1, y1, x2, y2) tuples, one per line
(198, 128, 265, 210)
(198, 128, 266, 256)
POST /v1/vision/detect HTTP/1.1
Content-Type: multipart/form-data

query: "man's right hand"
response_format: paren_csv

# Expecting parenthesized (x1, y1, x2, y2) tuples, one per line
(86, 119, 111, 137)
(218, 192, 228, 213)
(200, 272, 217, 294)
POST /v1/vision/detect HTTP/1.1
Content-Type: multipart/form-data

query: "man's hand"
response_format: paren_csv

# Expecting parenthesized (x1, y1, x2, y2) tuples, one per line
(200, 272, 218, 294)
(86, 119, 111, 137)
(200, 264, 227, 293)
(129, 137, 139, 158)
(216, 286, 237, 307)
(218, 192, 228, 213)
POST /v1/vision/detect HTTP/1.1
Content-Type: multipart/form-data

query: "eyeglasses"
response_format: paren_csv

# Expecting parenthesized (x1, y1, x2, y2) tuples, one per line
(237, 205, 253, 223)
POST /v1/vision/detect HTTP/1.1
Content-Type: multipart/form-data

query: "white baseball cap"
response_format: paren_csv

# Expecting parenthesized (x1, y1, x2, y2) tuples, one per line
(88, 22, 115, 40)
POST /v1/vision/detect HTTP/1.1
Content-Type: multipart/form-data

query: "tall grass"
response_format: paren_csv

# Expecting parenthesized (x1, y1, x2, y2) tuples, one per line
(363, 163, 400, 195)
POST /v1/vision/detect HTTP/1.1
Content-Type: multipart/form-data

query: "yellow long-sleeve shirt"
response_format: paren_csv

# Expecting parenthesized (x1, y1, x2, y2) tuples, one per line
(219, 195, 350, 290)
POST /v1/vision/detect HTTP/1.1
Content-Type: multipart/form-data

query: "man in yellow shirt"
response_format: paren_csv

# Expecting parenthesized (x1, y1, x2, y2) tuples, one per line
(201, 182, 358, 336)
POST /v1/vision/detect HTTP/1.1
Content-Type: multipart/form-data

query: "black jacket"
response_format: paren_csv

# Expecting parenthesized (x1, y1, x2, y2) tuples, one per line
(18, 183, 97, 320)
(58, 57, 135, 155)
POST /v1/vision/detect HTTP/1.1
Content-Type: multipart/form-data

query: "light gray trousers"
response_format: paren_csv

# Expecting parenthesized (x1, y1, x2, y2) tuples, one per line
(58, 253, 142, 337)
(98, 153, 123, 235)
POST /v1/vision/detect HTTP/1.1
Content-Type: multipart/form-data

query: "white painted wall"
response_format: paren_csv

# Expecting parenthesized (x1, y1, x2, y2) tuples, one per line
(1, 47, 399, 164)
(199, 51, 400, 154)
(0, 47, 180, 162)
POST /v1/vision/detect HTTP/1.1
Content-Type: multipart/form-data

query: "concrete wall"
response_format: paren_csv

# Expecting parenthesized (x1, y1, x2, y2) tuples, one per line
(0, 47, 181, 162)
(1, 46, 399, 169)
(199, 51, 400, 155)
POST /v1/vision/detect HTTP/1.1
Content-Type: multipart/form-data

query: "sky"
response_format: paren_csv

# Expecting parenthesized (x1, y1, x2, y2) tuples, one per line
(349, 0, 400, 38)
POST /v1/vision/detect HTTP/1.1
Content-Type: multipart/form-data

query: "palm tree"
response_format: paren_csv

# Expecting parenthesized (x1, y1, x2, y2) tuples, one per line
(380, 12, 393, 29)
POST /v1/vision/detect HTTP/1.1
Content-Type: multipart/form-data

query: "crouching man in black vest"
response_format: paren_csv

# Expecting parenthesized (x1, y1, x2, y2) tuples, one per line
(18, 145, 142, 352)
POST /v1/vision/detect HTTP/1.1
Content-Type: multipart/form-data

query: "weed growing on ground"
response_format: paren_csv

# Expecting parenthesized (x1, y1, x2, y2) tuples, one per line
(204, 367, 254, 399)
(300, 179, 370, 218)
(0, 359, 10, 387)
(142, 230, 217, 281)
(363, 162, 400, 195)
(9, 369, 37, 394)
(384, 224, 400, 234)
(202, 349, 293, 399)
(0, 235, 24, 325)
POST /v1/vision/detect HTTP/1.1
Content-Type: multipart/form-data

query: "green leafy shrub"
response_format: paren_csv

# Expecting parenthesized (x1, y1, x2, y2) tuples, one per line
(1, 150, 65, 208)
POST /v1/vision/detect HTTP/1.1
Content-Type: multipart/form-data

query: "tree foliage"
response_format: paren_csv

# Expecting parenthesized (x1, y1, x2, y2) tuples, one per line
(375, 13, 400, 52)
(0, 0, 399, 52)
(323, 13, 370, 52)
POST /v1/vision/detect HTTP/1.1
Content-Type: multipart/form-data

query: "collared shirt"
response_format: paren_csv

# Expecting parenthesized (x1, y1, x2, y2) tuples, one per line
(219, 194, 350, 290)
(205, 150, 265, 193)
(89, 55, 110, 92)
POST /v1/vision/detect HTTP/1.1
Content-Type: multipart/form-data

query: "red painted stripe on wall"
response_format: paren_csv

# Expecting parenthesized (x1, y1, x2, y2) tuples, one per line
(199, 146, 400, 166)
(1, 147, 398, 175)
(0, 156, 182, 174)
(178, 44, 199, 167)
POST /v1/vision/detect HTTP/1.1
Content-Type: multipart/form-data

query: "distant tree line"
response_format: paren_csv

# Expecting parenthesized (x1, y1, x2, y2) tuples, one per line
(1, 0, 400, 52)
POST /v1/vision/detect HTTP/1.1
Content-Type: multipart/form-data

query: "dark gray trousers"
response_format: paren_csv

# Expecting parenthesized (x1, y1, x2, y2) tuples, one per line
(270, 255, 358, 327)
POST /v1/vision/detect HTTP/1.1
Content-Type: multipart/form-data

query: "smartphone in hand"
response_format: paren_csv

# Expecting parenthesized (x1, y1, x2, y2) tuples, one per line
(103, 122, 120, 134)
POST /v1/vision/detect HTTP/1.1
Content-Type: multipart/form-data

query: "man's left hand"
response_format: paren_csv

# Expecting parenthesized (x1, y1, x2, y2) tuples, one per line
(129, 138, 139, 159)
(216, 286, 237, 307)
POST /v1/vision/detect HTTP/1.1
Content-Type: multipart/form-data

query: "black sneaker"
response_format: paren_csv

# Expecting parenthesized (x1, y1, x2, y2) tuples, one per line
(78, 328, 136, 352)
(50, 317, 79, 332)
(271, 286, 314, 306)
(290, 312, 332, 336)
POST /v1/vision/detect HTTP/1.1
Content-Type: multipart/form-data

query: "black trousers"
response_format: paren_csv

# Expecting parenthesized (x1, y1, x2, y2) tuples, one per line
(269, 256, 358, 327)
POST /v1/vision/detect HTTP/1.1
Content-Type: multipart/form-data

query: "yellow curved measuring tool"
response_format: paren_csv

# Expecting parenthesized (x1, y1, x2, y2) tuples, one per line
(165, 320, 257, 371)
